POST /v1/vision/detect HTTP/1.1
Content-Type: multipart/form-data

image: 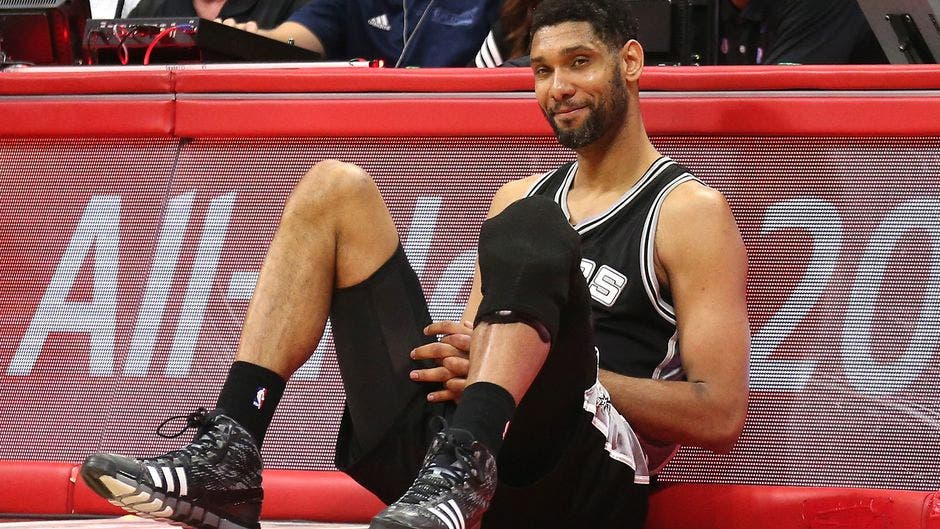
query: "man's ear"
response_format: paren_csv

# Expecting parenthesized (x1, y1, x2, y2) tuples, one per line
(620, 39, 644, 81)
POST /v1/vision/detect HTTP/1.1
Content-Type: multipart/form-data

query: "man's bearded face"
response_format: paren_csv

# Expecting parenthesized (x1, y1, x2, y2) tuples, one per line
(544, 64, 629, 150)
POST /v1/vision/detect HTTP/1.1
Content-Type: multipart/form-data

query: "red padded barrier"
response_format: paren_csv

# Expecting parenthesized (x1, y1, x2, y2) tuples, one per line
(640, 96, 940, 136)
(21, 462, 383, 521)
(172, 96, 940, 137)
(0, 461, 74, 515)
(5, 95, 938, 138)
(71, 465, 126, 516)
(2, 65, 937, 98)
(170, 66, 940, 94)
(173, 98, 549, 137)
(641, 65, 940, 91)
(0, 100, 175, 137)
(260, 470, 383, 521)
(2, 67, 940, 137)
(4, 461, 939, 528)
(173, 68, 535, 94)
(0, 70, 175, 96)
(645, 484, 940, 529)
(71, 466, 384, 520)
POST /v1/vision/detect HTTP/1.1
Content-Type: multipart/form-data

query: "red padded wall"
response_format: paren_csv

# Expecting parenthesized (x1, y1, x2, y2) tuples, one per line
(2, 68, 940, 495)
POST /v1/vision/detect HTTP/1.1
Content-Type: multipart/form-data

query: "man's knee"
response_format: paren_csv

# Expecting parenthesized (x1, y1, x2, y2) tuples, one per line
(479, 196, 580, 275)
(285, 159, 379, 218)
(476, 196, 582, 341)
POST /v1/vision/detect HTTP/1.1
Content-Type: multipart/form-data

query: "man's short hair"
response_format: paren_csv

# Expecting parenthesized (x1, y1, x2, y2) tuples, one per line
(529, 0, 639, 51)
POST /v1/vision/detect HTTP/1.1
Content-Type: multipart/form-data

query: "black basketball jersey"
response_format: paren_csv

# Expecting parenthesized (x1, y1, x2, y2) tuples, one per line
(526, 156, 699, 382)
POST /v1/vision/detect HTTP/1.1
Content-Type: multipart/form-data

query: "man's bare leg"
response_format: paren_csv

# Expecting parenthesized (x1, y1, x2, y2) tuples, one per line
(236, 160, 399, 378)
(81, 160, 403, 529)
(465, 322, 549, 402)
(215, 159, 401, 443)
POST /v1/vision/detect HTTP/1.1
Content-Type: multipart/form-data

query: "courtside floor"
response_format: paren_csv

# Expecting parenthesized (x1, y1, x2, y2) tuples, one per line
(0, 518, 368, 529)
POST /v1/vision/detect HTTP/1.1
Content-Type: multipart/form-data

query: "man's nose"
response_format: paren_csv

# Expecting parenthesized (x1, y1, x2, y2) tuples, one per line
(549, 72, 576, 102)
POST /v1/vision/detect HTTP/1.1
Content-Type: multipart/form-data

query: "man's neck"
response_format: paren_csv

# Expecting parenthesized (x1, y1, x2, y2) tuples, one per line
(573, 115, 660, 192)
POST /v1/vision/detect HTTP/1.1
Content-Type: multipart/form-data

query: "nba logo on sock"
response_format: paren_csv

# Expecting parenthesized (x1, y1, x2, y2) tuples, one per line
(253, 387, 267, 409)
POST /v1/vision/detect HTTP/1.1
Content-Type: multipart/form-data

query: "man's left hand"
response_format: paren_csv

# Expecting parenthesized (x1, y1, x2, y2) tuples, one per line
(409, 320, 472, 402)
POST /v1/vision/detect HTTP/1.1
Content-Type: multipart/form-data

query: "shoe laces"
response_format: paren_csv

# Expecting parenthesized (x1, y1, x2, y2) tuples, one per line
(152, 407, 225, 464)
(398, 434, 475, 505)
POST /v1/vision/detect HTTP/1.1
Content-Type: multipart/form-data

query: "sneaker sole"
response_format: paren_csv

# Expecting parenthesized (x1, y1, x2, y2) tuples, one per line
(369, 519, 481, 529)
(81, 465, 257, 529)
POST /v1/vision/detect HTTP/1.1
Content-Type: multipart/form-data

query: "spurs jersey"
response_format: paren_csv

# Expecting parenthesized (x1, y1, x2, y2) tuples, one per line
(526, 155, 700, 472)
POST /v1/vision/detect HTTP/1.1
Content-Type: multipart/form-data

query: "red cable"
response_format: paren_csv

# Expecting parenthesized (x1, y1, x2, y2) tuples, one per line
(143, 26, 191, 65)
(115, 25, 130, 65)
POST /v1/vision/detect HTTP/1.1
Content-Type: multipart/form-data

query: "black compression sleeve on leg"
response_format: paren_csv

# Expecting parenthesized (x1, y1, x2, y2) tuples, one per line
(474, 195, 581, 342)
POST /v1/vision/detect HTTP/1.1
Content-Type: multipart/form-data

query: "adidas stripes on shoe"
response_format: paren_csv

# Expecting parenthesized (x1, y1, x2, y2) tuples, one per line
(370, 428, 497, 529)
(80, 408, 263, 529)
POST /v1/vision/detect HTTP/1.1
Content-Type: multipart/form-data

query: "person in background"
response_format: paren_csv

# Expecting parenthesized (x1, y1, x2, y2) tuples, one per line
(729, 0, 886, 64)
(474, 0, 540, 67)
(128, 0, 309, 30)
(221, 0, 500, 66)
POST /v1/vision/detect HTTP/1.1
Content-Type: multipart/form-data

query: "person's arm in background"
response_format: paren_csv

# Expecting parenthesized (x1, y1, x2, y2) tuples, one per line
(233, 21, 325, 54)
(219, 0, 344, 56)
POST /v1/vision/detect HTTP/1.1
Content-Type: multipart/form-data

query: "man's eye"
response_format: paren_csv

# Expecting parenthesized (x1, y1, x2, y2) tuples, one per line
(573, 57, 589, 67)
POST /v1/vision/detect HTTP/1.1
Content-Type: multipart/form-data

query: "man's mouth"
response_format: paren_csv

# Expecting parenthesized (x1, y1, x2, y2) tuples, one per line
(552, 105, 587, 120)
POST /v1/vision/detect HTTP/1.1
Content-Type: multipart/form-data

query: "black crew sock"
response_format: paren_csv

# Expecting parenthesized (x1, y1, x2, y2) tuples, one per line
(215, 361, 286, 445)
(451, 381, 516, 455)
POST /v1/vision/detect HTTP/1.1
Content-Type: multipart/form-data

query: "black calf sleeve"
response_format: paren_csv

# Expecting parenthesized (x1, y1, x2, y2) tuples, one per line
(475, 195, 582, 342)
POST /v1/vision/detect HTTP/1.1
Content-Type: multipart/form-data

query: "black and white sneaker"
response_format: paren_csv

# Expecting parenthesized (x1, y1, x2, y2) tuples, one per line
(80, 408, 263, 529)
(370, 428, 497, 529)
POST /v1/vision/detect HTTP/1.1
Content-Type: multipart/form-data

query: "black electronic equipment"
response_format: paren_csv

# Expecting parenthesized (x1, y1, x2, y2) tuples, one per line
(0, 0, 91, 65)
(858, 0, 940, 63)
(628, 0, 719, 66)
(82, 17, 322, 65)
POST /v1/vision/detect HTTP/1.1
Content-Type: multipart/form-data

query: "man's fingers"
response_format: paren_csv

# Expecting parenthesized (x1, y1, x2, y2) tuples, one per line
(219, 18, 259, 32)
(412, 341, 465, 360)
(426, 378, 467, 402)
(444, 377, 467, 393)
(442, 356, 470, 377)
(426, 389, 459, 402)
(439, 333, 471, 353)
(420, 320, 471, 357)
(409, 365, 454, 383)
(424, 320, 472, 337)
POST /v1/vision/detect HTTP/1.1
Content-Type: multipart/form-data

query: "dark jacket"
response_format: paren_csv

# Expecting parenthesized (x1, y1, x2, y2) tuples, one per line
(287, 0, 500, 66)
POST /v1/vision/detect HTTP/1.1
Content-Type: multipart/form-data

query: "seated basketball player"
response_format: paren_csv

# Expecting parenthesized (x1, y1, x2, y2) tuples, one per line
(80, 0, 750, 527)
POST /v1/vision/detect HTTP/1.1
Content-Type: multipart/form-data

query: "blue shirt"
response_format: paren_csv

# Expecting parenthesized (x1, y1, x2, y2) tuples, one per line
(288, 0, 499, 66)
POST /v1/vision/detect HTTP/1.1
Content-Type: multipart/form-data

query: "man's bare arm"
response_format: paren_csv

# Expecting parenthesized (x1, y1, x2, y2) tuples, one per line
(600, 182, 749, 453)
(219, 19, 325, 55)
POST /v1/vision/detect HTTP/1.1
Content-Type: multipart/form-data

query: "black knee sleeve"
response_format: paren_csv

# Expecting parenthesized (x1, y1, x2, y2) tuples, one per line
(475, 195, 582, 342)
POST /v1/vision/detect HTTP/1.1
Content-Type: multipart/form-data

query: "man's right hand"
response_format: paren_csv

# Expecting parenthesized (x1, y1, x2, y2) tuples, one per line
(410, 320, 473, 402)
(218, 18, 260, 33)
